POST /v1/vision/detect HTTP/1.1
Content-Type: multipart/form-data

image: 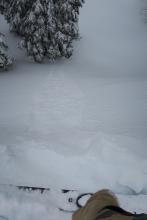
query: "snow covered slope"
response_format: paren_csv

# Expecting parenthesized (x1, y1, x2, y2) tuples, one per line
(0, 1, 147, 217)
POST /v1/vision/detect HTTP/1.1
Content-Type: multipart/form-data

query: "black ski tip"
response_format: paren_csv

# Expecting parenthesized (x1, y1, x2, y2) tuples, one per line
(17, 186, 50, 194)
(62, 189, 76, 193)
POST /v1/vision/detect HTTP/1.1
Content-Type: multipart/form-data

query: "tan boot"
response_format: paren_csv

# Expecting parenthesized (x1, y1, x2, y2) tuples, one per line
(72, 189, 143, 220)
(73, 189, 120, 220)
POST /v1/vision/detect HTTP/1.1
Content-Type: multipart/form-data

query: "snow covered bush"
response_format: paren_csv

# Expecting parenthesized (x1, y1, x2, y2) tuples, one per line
(0, 33, 13, 70)
(4, 0, 84, 62)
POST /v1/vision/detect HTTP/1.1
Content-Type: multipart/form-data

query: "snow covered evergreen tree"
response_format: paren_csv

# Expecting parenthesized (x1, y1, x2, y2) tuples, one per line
(4, 0, 84, 62)
(0, 33, 12, 70)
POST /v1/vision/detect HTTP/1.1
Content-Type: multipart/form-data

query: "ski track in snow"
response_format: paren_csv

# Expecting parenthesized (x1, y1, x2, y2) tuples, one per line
(0, 0, 147, 219)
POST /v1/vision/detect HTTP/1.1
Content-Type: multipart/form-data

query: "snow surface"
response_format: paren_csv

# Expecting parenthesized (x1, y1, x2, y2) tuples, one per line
(0, 0, 147, 219)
